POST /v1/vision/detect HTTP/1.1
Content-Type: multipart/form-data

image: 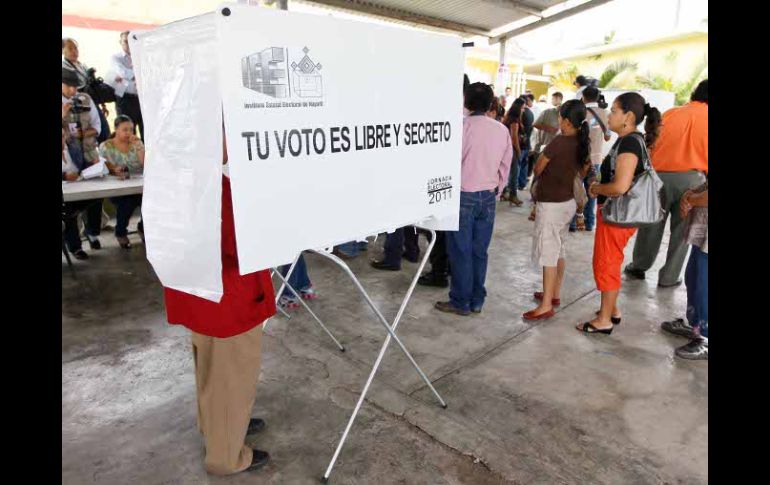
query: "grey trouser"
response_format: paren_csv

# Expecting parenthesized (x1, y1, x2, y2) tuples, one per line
(627, 170, 707, 285)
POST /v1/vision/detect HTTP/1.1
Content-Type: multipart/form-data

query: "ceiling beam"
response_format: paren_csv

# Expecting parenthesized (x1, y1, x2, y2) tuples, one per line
(479, 0, 545, 18)
(490, 0, 615, 44)
(302, 0, 491, 36)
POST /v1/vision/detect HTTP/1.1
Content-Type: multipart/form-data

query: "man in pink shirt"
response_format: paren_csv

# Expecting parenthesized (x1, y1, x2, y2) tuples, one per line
(435, 82, 512, 316)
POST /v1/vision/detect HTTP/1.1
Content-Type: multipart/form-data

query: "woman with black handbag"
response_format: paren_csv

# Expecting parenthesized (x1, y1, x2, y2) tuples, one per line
(579, 92, 662, 334)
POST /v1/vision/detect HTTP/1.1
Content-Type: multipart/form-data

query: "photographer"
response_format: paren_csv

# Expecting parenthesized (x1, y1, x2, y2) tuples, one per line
(62, 38, 111, 142)
(62, 68, 101, 165)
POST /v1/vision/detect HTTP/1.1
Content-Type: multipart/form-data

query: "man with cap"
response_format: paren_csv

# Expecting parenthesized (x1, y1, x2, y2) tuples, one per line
(62, 68, 101, 165)
(63, 67, 104, 251)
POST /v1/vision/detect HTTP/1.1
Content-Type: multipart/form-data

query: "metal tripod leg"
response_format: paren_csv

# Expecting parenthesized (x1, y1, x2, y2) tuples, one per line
(272, 268, 345, 352)
(313, 229, 447, 481)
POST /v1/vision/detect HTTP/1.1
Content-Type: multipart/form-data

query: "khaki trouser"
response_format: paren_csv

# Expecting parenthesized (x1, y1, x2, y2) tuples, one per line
(627, 170, 707, 285)
(191, 324, 263, 475)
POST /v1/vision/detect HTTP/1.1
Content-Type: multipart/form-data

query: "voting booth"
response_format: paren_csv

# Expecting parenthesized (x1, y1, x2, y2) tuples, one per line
(131, 3, 463, 480)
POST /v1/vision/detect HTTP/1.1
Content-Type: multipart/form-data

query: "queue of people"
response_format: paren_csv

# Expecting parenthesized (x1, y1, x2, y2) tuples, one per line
(424, 76, 708, 361)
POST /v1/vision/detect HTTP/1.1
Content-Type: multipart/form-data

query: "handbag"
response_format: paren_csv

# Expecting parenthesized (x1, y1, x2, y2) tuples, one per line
(600, 133, 665, 227)
(573, 174, 588, 211)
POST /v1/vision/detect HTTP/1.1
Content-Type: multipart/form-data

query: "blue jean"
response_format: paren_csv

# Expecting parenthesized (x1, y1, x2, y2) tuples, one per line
(517, 148, 530, 189)
(111, 195, 143, 237)
(336, 240, 368, 257)
(685, 245, 708, 338)
(506, 152, 519, 196)
(446, 190, 497, 311)
(279, 254, 311, 298)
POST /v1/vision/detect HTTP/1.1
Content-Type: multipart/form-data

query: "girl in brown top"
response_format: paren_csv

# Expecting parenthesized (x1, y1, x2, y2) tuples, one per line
(524, 100, 591, 321)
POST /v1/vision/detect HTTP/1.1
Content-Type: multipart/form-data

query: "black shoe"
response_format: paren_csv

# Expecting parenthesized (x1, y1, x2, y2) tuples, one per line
(418, 273, 449, 288)
(675, 338, 708, 360)
(332, 248, 356, 260)
(371, 260, 400, 271)
(595, 311, 621, 325)
(247, 418, 266, 436)
(470, 307, 482, 315)
(402, 252, 420, 263)
(246, 449, 270, 472)
(624, 265, 646, 280)
(577, 322, 613, 335)
(434, 301, 470, 316)
(661, 318, 697, 339)
(87, 237, 101, 250)
(73, 249, 89, 260)
(658, 280, 683, 288)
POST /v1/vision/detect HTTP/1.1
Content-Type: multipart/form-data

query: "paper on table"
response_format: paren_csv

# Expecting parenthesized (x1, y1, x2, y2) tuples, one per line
(81, 159, 109, 179)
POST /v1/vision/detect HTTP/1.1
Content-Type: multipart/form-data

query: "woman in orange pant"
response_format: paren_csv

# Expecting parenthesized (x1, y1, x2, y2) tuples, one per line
(579, 92, 661, 334)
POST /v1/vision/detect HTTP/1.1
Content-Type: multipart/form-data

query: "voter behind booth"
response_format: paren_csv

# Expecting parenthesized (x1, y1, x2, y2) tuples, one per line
(435, 82, 512, 316)
(163, 129, 276, 476)
(98, 115, 145, 249)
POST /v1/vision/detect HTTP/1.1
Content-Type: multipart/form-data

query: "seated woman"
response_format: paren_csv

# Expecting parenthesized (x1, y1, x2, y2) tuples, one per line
(524, 100, 591, 321)
(62, 125, 103, 259)
(99, 115, 145, 248)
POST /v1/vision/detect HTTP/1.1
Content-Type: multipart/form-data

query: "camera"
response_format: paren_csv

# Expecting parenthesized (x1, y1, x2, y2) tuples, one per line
(70, 95, 91, 115)
(83, 67, 116, 105)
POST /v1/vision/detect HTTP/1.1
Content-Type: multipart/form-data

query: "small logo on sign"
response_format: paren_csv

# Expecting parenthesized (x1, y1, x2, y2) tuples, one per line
(241, 46, 323, 99)
(427, 175, 453, 205)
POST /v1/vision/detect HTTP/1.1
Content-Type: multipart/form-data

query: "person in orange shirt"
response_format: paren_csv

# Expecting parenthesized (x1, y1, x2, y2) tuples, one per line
(624, 80, 708, 288)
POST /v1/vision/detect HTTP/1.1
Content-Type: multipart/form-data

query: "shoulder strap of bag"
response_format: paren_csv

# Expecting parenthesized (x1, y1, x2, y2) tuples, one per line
(586, 107, 607, 135)
(611, 132, 651, 173)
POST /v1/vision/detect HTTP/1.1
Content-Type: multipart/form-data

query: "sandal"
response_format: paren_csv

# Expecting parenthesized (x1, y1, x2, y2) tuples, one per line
(595, 311, 621, 325)
(578, 322, 613, 334)
(528, 207, 536, 221)
(576, 214, 586, 231)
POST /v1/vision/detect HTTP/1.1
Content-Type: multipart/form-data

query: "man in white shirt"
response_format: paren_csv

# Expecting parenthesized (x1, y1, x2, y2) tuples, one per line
(574, 75, 590, 100)
(109, 31, 144, 141)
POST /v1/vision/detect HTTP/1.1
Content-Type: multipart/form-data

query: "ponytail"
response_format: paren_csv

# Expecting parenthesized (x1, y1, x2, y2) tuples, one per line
(559, 99, 591, 169)
(643, 103, 662, 148)
(597, 94, 608, 109)
(616, 92, 661, 148)
(577, 120, 591, 169)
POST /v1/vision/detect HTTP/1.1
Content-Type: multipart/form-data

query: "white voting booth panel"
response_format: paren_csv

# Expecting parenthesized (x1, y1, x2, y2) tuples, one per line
(218, 4, 463, 275)
(133, 4, 463, 298)
(130, 15, 225, 301)
(132, 6, 460, 480)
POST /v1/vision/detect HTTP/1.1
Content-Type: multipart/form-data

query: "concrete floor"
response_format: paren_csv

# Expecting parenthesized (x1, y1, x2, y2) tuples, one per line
(62, 196, 708, 484)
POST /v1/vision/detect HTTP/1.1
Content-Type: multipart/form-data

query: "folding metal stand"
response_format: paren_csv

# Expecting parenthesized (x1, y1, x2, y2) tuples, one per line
(308, 228, 447, 481)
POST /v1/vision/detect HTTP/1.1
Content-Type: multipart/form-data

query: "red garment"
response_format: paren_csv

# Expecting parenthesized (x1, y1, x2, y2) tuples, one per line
(164, 176, 276, 338)
(592, 206, 637, 292)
